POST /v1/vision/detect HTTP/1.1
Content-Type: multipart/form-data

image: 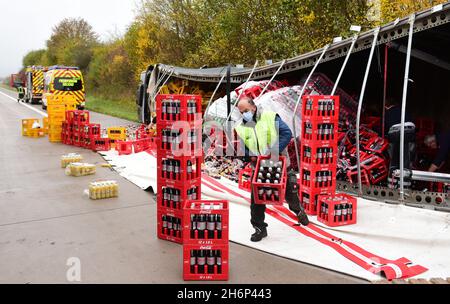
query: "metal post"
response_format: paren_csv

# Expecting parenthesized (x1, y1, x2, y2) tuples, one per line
(226, 65, 231, 121)
(400, 15, 416, 202)
(293, 45, 330, 172)
(332, 35, 358, 95)
(204, 71, 227, 119)
(382, 44, 389, 138)
(356, 27, 380, 196)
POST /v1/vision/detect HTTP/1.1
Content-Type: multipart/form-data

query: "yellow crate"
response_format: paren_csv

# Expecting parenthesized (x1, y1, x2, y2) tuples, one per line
(107, 127, 127, 141)
(49, 133, 62, 142)
(48, 95, 78, 109)
(29, 129, 46, 138)
(48, 113, 66, 122)
(43, 117, 49, 135)
(22, 119, 40, 136)
(47, 104, 66, 113)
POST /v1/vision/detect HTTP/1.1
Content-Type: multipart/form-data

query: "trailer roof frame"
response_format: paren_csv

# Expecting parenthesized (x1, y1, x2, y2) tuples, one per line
(155, 2, 450, 84)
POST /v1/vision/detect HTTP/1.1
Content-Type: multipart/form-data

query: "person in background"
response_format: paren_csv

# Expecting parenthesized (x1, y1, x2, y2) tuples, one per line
(425, 128, 450, 172)
(234, 97, 309, 243)
(17, 86, 25, 102)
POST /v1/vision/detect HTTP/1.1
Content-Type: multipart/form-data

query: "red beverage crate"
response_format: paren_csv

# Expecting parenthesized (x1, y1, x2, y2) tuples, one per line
(361, 154, 389, 185)
(362, 116, 381, 130)
(182, 200, 229, 246)
(91, 138, 111, 152)
(317, 194, 357, 227)
(135, 124, 150, 139)
(157, 208, 183, 244)
(302, 118, 339, 141)
(364, 136, 389, 156)
(72, 131, 84, 147)
(133, 138, 154, 153)
(300, 188, 334, 216)
(158, 156, 203, 183)
(252, 156, 287, 205)
(116, 141, 133, 155)
(83, 123, 101, 138)
(238, 164, 253, 191)
(158, 181, 201, 211)
(156, 94, 202, 123)
(183, 244, 229, 281)
(66, 110, 90, 125)
(302, 95, 340, 120)
(301, 138, 338, 166)
(157, 122, 203, 156)
(299, 162, 337, 191)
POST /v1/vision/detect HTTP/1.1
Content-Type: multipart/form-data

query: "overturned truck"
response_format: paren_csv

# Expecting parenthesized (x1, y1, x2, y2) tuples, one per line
(137, 2, 450, 212)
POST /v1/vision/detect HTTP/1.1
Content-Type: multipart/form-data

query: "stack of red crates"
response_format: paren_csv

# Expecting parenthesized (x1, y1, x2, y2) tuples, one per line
(299, 95, 340, 215)
(182, 200, 229, 281)
(63, 110, 90, 147)
(156, 94, 203, 244)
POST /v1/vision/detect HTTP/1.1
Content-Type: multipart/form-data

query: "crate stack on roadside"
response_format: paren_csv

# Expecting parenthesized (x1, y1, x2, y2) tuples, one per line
(299, 95, 340, 215)
(64, 110, 90, 147)
(48, 96, 77, 143)
(156, 94, 203, 244)
(182, 200, 229, 281)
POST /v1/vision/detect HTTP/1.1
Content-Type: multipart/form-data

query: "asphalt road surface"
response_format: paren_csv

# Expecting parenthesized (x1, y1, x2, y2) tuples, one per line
(0, 87, 366, 284)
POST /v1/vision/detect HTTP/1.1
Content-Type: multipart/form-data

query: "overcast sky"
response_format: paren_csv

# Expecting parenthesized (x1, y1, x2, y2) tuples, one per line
(0, 0, 138, 77)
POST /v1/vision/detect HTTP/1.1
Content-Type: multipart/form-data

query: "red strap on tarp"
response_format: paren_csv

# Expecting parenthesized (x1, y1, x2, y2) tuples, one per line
(202, 174, 428, 280)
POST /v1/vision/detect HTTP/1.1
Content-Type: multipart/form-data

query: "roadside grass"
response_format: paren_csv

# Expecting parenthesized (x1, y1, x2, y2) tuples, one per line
(86, 95, 139, 122)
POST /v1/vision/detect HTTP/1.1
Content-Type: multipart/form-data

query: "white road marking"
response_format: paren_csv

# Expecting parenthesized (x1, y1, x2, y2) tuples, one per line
(0, 90, 48, 117)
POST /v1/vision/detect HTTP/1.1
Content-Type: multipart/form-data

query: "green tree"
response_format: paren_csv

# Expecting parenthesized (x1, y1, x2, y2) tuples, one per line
(380, 0, 448, 23)
(46, 18, 99, 70)
(22, 49, 49, 67)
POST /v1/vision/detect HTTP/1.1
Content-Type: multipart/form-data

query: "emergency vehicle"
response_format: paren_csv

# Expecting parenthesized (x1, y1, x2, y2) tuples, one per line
(42, 66, 86, 110)
(24, 66, 46, 104)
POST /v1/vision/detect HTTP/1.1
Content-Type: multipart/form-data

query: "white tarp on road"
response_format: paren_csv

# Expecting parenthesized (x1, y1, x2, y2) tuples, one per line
(100, 150, 450, 282)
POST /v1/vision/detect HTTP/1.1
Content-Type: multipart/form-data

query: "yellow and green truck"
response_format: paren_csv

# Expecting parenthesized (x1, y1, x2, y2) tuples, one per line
(42, 66, 86, 110)
(24, 66, 47, 104)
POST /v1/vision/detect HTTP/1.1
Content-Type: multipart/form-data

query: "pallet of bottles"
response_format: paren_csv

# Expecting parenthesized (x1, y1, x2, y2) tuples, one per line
(183, 200, 229, 245)
(158, 207, 183, 244)
(156, 94, 202, 123)
(61, 153, 83, 168)
(89, 180, 119, 200)
(183, 245, 228, 281)
(317, 194, 357, 227)
(252, 156, 287, 205)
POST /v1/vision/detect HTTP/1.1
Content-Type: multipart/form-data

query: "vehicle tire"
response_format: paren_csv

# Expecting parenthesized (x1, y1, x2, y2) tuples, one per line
(42, 104, 47, 110)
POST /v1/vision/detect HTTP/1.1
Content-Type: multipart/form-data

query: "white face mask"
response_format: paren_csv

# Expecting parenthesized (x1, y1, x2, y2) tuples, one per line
(242, 111, 254, 122)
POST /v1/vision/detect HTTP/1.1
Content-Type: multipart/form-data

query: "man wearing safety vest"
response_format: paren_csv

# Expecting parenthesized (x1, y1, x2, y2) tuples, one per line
(235, 97, 309, 242)
(17, 86, 25, 102)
